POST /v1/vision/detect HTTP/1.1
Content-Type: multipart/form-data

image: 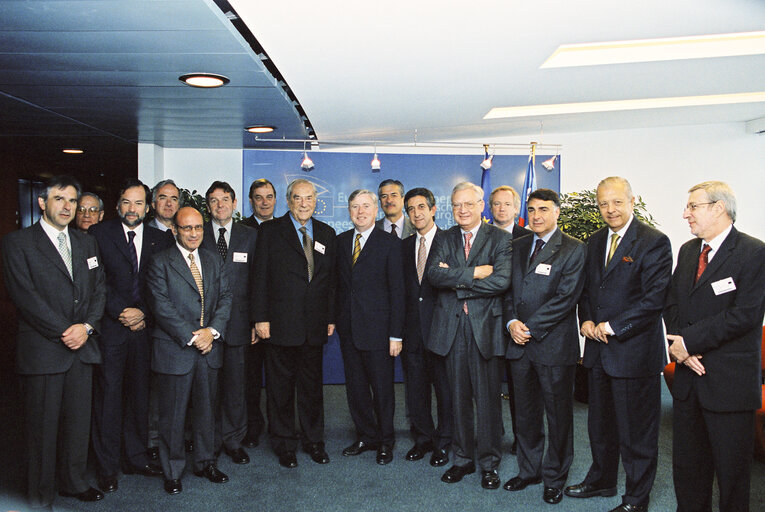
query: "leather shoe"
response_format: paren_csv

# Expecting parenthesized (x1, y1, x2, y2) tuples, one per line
(58, 487, 104, 502)
(243, 433, 260, 448)
(609, 504, 648, 512)
(440, 463, 476, 483)
(124, 463, 163, 477)
(481, 470, 500, 490)
(97, 475, 118, 493)
(193, 464, 229, 483)
(543, 486, 564, 504)
(147, 446, 159, 461)
(185, 439, 194, 453)
(503, 475, 542, 491)
(225, 446, 250, 464)
(342, 440, 377, 457)
(430, 447, 449, 467)
(376, 444, 393, 465)
(405, 442, 432, 461)
(304, 443, 330, 464)
(278, 451, 298, 468)
(564, 482, 618, 498)
(164, 479, 182, 495)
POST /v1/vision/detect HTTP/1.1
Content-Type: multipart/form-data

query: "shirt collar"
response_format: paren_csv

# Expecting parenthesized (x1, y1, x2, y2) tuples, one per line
(460, 222, 481, 240)
(533, 226, 557, 245)
(211, 218, 233, 232)
(354, 224, 375, 240)
(176, 242, 199, 261)
(419, 223, 437, 244)
(122, 221, 144, 239)
(39, 217, 69, 240)
(608, 214, 633, 239)
(704, 224, 732, 254)
(384, 216, 404, 233)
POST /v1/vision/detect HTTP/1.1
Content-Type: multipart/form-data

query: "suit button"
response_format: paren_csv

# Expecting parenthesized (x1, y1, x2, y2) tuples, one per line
(419, 297, 423, 302)
(74, 299, 79, 304)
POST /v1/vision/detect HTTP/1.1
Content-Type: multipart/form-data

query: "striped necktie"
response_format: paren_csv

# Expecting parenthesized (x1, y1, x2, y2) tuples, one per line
(188, 253, 204, 326)
(352, 233, 362, 266)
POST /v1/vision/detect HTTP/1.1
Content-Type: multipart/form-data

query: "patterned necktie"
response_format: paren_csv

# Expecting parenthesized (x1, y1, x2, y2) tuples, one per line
(188, 253, 204, 326)
(695, 244, 712, 283)
(127, 230, 140, 303)
(606, 233, 620, 267)
(529, 239, 545, 264)
(299, 226, 314, 282)
(463, 232, 472, 314)
(352, 233, 362, 267)
(416, 235, 427, 284)
(390, 223, 397, 238)
(57, 232, 73, 279)
(217, 227, 227, 261)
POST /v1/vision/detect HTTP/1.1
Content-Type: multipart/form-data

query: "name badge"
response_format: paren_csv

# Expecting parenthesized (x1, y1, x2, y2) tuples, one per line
(87, 256, 99, 269)
(535, 263, 551, 276)
(711, 277, 736, 295)
(232, 252, 248, 263)
(314, 241, 326, 254)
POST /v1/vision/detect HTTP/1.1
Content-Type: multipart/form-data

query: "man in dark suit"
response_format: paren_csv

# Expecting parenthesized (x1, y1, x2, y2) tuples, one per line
(375, 179, 415, 238)
(664, 181, 765, 512)
(201, 181, 257, 465)
(2, 175, 106, 508)
(427, 182, 512, 490)
(146, 207, 233, 495)
(400, 187, 453, 467)
(564, 177, 672, 512)
(489, 184, 531, 455)
(252, 178, 336, 468)
(239, 178, 275, 447)
(89, 179, 170, 493)
(336, 189, 405, 465)
(75, 191, 104, 232)
(148, 179, 181, 232)
(502, 188, 586, 505)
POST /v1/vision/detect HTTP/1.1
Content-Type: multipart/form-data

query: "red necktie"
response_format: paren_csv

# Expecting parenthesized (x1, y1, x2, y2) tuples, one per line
(695, 244, 711, 283)
(463, 232, 472, 314)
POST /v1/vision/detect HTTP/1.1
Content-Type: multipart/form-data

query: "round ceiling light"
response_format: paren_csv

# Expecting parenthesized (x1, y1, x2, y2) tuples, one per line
(179, 73, 230, 88)
(245, 125, 276, 134)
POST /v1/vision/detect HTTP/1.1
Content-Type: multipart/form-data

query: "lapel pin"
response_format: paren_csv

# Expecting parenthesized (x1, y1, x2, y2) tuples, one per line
(622, 256, 633, 263)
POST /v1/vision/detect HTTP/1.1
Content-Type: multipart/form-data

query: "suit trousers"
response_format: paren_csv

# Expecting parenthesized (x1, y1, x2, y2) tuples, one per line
(216, 344, 248, 451)
(265, 342, 325, 453)
(156, 357, 218, 480)
(339, 337, 395, 445)
(401, 347, 453, 449)
(673, 378, 754, 512)
(511, 355, 575, 489)
(21, 358, 92, 508)
(504, 359, 518, 440)
(92, 329, 151, 476)
(446, 312, 503, 471)
(246, 341, 266, 440)
(584, 364, 660, 507)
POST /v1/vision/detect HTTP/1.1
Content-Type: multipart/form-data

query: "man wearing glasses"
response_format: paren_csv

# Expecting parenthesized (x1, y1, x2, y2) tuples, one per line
(75, 192, 104, 232)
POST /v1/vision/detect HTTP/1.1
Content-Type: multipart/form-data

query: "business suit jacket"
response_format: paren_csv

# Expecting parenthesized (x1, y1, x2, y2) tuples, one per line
(146, 246, 232, 375)
(504, 229, 586, 366)
(2, 222, 105, 374)
(664, 227, 765, 412)
(202, 221, 257, 346)
(427, 222, 512, 359)
(376, 217, 415, 239)
(511, 223, 532, 239)
(580, 220, 673, 377)
(252, 213, 336, 346)
(402, 228, 441, 352)
(335, 227, 404, 349)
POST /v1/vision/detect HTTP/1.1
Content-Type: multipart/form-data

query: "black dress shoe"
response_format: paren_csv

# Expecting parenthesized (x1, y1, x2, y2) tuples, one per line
(481, 470, 500, 489)
(564, 482, 618, 498)
(430, 447, 449, 467)
(225, 447, 250, 464)
(164, 478, 182, 495)
(342, 440, 377, 457)
(376, 444, 393, 465)
(58, 487, 104, 502)
(185, 439, 194, 453)
(278, 451, 298, 468)
(243, 433, 260, 448)
(304, 443, 330, 464)
(97, 475, 118, 493)
(609, 504, 648, 512)
(503, 475, 542, 491)
(147, 447, 159, 461)
(193, 464, 229, 483)
(405, 443, 432, 461)
(440, 463, 476, 483)
(124, 463, 164, 477)
(543, 486, 564, 504)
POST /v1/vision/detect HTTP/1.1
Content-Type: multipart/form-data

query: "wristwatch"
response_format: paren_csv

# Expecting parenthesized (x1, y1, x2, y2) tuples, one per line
(83, 323, 95, 336)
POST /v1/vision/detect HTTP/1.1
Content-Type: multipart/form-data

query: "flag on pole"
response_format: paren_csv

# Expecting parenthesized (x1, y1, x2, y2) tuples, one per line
(517, 144, 537, 227)
(480, 145, 493, 223)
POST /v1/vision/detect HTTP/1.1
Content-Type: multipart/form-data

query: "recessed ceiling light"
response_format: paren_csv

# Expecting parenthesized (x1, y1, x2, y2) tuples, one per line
(484, 91, 765, 119)
(62, 148, 83, 154)
(541, 31, 765, 68)
(245, 125, 276, 134)
(179, 73, 230, 88)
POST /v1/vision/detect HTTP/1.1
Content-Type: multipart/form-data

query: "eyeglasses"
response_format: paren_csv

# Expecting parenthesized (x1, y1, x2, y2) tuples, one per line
(77, 206, 101, 214)
(684, 201, 716, 212)
(452, 201, 479, 210)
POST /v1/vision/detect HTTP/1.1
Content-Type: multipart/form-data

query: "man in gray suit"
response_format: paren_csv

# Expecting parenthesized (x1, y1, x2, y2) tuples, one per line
(427, 182, 512, 490)
(2, 175, 106, 508)
(502, 188, 586, 505)
(146, 207, 233, 495)
(375, 179, 415, 238)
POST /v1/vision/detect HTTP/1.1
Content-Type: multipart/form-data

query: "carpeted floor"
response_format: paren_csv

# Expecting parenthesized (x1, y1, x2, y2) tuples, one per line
(0, 379, 763, 511)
